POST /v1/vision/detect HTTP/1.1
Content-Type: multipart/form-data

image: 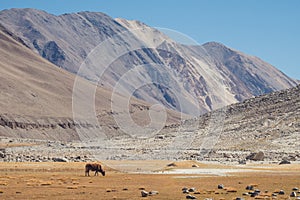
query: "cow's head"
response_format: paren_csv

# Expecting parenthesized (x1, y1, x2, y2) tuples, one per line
(101, 170, 105, 176)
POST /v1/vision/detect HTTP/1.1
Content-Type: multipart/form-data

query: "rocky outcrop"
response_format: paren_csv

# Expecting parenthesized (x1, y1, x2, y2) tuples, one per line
(0, 114, 101, 141)
(41, 41, 66, 67)
(0, 114, 98, 130)
(246, 151, 264, 161)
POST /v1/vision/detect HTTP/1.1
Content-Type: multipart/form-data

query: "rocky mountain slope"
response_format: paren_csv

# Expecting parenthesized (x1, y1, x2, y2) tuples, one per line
(0, 25, 182, 141)
(83, 84, 299, 161)
(1, 84, 299, 162)
(164, 83, 300, 160)
(0, 8, 297, 115)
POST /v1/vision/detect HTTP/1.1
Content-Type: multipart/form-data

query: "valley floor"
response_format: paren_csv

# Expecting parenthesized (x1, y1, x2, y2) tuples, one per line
(0, 161, 299, 200)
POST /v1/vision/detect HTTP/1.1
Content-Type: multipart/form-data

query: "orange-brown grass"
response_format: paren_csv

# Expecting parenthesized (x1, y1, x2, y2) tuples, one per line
(0, 162, 299, 200)
(0, 143, 39, 148)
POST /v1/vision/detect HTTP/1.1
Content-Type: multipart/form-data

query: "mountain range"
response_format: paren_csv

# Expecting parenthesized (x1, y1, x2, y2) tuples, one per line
(0, 8, 297, 116)
(0, 8, 299, 143)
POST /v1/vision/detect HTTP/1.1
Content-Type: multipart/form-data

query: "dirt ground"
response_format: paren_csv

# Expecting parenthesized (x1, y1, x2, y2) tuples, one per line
(0, 161, 299, 200)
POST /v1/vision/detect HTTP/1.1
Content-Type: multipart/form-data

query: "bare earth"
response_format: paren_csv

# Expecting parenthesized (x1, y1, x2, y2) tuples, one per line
(0, 161, 299, 200)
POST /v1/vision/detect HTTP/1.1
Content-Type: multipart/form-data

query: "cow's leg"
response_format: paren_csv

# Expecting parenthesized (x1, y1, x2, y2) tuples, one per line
(85, 170, 90, 176)
(94, 170, 98, 176)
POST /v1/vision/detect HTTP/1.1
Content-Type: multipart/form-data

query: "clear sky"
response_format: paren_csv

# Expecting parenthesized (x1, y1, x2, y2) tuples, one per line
(1, 0, 299, 80)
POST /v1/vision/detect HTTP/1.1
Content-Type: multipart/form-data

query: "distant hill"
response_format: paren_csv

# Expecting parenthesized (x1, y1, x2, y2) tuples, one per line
(0, 8, 297, 115)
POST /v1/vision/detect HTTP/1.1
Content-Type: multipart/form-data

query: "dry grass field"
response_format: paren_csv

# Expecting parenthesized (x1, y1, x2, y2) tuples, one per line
(0, 161, 299, 200)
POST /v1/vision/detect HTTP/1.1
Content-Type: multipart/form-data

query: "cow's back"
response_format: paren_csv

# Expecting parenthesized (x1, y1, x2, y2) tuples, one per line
(86, 163, 101, 171)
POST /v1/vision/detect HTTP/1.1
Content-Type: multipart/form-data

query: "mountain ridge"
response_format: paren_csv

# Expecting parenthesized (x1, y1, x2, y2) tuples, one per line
(0, 25, 183, 141)
(0, 8, 297, 115)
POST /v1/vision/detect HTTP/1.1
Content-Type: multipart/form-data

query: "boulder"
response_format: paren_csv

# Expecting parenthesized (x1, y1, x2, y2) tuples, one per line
(246, 151, 264, 161)
(279, 159, 291, 165)
(238, 159, 246, 165)
(0, 149, 5, 158)
(0, 151, 5, 158)
(52, 157, 68, 162)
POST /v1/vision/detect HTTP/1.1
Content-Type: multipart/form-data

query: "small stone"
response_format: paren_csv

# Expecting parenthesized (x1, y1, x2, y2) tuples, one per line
(167, 162, 176, 167)
(141, 190, 148, 197)
(186, 194, 197, 199)
(149, 191, 159, 195)
(278, 190, 285, 195)
(254, 189, 261, 193)
(226, 187, 237, 192)
(192, 164, 199, 168)
(246, 185, 254, 190)
(183, 189, 189, 194)
(290, 192, 297, 197)
(250, 192, 259, 197)
(188, 188, 196, 192)
(293, 187, 299, 191)
(218, 184, 224, 189)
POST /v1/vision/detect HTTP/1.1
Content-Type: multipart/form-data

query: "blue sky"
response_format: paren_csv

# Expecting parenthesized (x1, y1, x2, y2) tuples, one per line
(1, 0, 299, 80)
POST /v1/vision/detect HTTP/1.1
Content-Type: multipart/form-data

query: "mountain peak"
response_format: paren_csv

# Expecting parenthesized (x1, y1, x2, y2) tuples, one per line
(202, 41, 233, 51)
(115, 18, 147, 28)
(202, 41, 225, 47)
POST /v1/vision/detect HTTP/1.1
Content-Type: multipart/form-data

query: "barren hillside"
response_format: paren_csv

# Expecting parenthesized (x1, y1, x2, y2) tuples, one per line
(0, 26, 182, 141)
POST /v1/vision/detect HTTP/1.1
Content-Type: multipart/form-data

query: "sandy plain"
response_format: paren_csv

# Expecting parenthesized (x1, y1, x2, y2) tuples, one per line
(0, 160, 299, 200)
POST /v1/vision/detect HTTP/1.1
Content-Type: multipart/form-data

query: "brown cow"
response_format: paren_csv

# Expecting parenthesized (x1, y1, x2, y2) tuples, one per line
(85, 163, 105, 176)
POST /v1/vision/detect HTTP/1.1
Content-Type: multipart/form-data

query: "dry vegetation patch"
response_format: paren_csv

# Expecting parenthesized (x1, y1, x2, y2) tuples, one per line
(0, 161, 299, 199)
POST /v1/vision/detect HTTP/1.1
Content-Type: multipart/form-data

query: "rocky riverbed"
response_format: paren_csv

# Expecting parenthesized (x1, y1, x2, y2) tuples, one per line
(1, 136, 299, 165)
